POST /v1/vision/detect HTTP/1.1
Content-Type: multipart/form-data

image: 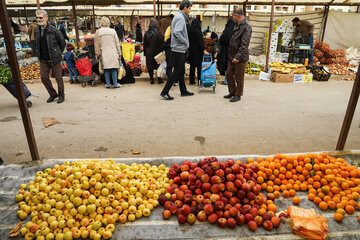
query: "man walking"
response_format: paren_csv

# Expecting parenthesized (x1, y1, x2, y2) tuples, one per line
(160, 0, 194, 100)
(34, 9, 66, 103)
(224, 9, 252, 103)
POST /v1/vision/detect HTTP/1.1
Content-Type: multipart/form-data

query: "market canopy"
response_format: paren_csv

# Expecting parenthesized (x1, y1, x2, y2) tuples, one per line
(5, 0, 360, 6)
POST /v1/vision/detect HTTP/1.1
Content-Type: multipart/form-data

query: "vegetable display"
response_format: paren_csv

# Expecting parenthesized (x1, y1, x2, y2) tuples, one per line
(0, 65, 12, 84)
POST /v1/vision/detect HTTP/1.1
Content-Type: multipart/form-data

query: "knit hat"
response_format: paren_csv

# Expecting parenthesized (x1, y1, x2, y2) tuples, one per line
(66, 43, 74, 50)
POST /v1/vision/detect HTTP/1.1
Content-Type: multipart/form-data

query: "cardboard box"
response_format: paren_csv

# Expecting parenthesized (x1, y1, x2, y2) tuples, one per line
(271, 72, 294, 83)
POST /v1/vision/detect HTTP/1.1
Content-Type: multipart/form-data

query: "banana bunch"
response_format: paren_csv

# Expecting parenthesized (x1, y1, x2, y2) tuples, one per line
(272, 67, 292, 74)
(293, 69, 311, 74)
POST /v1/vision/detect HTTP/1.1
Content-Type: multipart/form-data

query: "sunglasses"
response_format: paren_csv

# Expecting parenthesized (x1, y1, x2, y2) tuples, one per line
(36, 17, 43, 19)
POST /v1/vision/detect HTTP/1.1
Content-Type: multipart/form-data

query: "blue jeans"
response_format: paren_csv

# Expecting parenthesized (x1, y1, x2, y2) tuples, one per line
(104, 69, 118, 88)
(224, 70, 228, 85)
(68, 66, 78, 81)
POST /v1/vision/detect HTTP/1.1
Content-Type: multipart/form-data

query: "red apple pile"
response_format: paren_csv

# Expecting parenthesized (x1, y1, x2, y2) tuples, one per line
(159, 157, 282, 231)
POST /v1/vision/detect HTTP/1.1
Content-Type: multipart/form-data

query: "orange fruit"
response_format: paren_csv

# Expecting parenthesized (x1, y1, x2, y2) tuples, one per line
(273, 185, 280, 192)
(319, 202, 328, 210)
(345, 205, 355, 215)
(357, 202, 360, 210)
(257, 176, 264, 184)
(336, 208, 346, 216)
(323, 196, 331, 202)
(321, 186, 330, 195)
(274, 191, 281, 199)
(259, 208, 266, 216)
(313, 197, 322, 205)
(305, 163, 312, 171)
(289, 189, 296, 197)
(308, 193, 316, 201)
(292, 196, 301, 205)
(327, 201, 336, 209)
(266, 186, 274, 193)
(283, 190, 290, 198)
(309, 189, 317, 195)
(334, 213, 344, 222)
(268, 204, 277, 213)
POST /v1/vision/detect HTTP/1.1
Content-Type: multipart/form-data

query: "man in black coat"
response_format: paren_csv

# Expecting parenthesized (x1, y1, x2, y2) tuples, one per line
(34, 9, 66, 103)
(115, 21, 125, 42)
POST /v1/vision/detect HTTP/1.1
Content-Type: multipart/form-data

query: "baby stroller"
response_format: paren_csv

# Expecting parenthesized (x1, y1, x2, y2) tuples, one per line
(75, 52, 97, 87)
(199, 54, 217, 94)
(2, 79, 32, 108)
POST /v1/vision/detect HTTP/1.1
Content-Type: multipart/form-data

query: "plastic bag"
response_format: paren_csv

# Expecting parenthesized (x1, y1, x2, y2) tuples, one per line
(288, 206, 328, 240)
(157, 61, 167, 78)
(121, 43, 135, 62)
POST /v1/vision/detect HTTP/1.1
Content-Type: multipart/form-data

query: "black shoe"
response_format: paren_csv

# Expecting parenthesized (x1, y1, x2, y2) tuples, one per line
(181, 91, 194, 97)
(224, 93, 234, 99)
(47, 94, 58, 103)
(160, 93, 174, 100)
(26, 101, 32, 108)
(70, 80, 74, 84)
(158, 78, 163, 84)
(150, 79, 155, 84)
(75, 80, 80, 84)
(230, 96, 241, 102)
(57, 97, 65, 104)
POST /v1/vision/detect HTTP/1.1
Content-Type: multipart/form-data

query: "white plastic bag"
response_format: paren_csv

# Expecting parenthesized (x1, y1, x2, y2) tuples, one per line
(157, 61, 167, 78)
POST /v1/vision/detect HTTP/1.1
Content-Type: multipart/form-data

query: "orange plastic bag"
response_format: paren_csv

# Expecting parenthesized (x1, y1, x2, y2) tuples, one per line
(288, 206, 328, 240)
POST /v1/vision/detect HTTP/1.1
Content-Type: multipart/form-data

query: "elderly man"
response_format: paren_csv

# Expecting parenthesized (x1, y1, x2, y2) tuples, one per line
(34, 9, 66, 103)
(224, 9, 252, 103)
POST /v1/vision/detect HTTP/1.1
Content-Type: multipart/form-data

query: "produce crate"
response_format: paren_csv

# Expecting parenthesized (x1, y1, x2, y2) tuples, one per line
(311, 65, 331, 81)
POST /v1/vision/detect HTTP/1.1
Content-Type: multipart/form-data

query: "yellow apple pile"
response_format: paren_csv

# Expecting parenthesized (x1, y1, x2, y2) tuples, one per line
(15, 159, 169, 240)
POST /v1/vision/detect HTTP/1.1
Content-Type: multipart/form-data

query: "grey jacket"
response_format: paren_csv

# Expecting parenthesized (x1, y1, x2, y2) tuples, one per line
(170, 10, 189, 53)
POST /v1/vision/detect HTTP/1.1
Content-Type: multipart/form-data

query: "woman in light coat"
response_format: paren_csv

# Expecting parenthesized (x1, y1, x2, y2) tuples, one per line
(95, 17, 122, 88)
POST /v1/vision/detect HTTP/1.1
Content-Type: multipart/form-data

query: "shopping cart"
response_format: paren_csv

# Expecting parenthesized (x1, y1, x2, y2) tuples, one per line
(75, 53, 97, 87)
(199, 54, 216, 94)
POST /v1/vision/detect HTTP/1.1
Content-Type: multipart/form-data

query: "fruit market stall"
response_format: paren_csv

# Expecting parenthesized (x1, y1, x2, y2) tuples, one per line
(1, 151, 360, 240)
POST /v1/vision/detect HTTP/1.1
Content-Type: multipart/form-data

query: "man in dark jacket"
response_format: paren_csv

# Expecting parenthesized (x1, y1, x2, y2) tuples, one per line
(224, 9, 252, 103)
(115, 21, 125, 42)
(34, 9, 66, 103)
(59, 22, 69, 41)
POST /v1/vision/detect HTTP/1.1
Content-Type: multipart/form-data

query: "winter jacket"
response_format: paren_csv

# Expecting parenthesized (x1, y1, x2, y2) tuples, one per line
(136, 27, 143, 42)
(59, 25, 69, 41)
(34, 23, 66, 65)
(228, 18, 252, 63)
(188, 19, 205, 66)
(94, 27, 121, 71)
(170, 10, 189, 54)
(64, 50, 76, 68)
(143, 23, 164, 70)
(218, 19, 235, 75)
(158, 17, 172, 36)
(115, 23, 125, 40)
(28, 22, 38, 41)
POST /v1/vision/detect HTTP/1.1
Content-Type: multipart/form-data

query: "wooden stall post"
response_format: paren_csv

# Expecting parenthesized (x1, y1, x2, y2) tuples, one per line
(153, 0, 156, 19)
(0, 0, 40, 160)
(72, 1, 80, 49)
(265, 0, 275, 72)
(24, 6, 29, 25)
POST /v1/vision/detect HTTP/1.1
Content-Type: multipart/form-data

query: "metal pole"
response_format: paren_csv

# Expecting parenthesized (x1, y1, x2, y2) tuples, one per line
(265, 0, 275, 72)
(36, 0, 40, 10)
(0, 0, 39, 161)
(293, 5, 296, 13)
(228, 4, 230, 19)
(153, 0, 156, 19)
(357, 6, 359, 13)
(157, 0, 160, 19)
(336, 64, 360, 150)
(24, 6, 29, 25)
(321, 5, 329, 42)
(161, 4, 163, 17)
(92, 5, 95, 33)
(72, 1, 80, 49)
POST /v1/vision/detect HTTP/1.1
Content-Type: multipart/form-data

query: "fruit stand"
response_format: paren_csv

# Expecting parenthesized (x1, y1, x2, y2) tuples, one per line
(1, 151, 360, 240)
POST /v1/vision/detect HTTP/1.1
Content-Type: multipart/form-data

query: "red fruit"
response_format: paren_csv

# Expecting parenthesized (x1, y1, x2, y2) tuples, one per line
(169, 205, 178, 215)
(223, 210, 231, 219)
(227, 218, 236, 228)
(194, 188, 202, 196)
(179, 185, 188, 192)
(197, 211, 207, 222)
(201, 174, 210, 183)
(252, 185, 261, 195)
(162, 210, 171, 219)
(211, 176, 221, 184)
(181, 205, 191, 216)
(254, 216, 263, 226)
(210, 194, 220, 203)
(195, 195, 204, 204)
(241, 183, 251, 192)
(229, 197, 237, 206)
(263, 220, 273, 231)
(220, 161, 227, 170)
(243, 173, 251, 181)
(237, 190, 246, 199)
(224, 191, 233, 199)
(219, 183, 226, 192)
(203, 198, 212, 205)
(195, 180, 202, 188)
(203, 204, 214, 215)
(234, 180, 242, 189)
(180, 171, 189, 181)
(168, 169, 177, 179)
(159, 195, 168, 206)
(174, 176, 181, 184)
(190, 162, 197, 169)
(278, 213, 289, 219)
(171, 193, 177, 202)
(201, 183, 211, 193)
(165, 187, 173, 194)
(217, 218, 227, 228)
(189, 174, 197, 183)
(262, 213, 272, 221)
(234, 203, 242, 211)
(187, 213, 196, 225)
(236, 214, 246, 225)
(178, 214, 187, 224)
(215, 169, 224, 177)
(174, 200, 183, 208)
(176, 191, 184, 201)
(267, 193, 275, 201)
(211, 162, 220, 171)
(224, 168, 232, 176)
(208, 213, 219, 224)
(245, 213, 254, 223)
(248, 221, 257, 232)
(271, 216, 281, 228)
(181, 165, 189, 172)
(164, 201, 173, 210)
(247, 192, 256, 201)
(226, 182, 235, 192)
(210, 184, 221, 194)
(185, 190, 192, 195)
(184, 194, 192, 204)
(227, 159, 234, 166)
(249, 208, 259, 217)
(250, 165, 259, 173)
(229, 207, 239, 217)
(226, 174, 236, 182)
(220, 197, 228, 205)
(196, 169, 205, 178)
(215, 200, 225, 210)
(215, 210, 224, 218)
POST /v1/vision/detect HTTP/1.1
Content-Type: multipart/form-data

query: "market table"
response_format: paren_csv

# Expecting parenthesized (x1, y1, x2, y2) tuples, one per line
(1, 151, 360, 240)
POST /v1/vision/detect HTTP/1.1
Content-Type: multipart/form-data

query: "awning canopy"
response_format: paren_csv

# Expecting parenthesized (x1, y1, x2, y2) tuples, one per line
(5, 0, 360, 7)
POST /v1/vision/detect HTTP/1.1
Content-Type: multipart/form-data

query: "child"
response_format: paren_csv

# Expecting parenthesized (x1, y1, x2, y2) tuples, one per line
(64, 43, 78, 84)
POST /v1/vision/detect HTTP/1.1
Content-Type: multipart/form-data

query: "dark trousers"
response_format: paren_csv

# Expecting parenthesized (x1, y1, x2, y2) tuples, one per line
(161, 51, 187, 95)
(30, 40, 37, 57)
(226, 61, 246, 97)
(190, 63, 201, 84)
(40, 61, 64, 98)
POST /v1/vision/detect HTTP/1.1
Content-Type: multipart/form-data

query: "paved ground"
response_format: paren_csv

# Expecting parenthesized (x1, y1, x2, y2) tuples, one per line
(0, 75, 359, 164)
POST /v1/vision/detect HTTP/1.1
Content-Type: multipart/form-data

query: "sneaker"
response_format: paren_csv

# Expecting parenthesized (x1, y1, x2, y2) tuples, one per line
(181, 91, 194, 97)
(160, 93, 174, 100)
(47, 94, 58, 103)
(224, 93, 234, 99)
(114, 83, 122, 88)
(230, 96, 241, 102)
(57, 97, 65, 104)
(106, 85, 110, 89)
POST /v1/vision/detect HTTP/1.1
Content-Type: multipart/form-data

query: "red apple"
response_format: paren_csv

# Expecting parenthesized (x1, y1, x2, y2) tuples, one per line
(263, 220, 273, 231)
(180, 171, 189, 181)
(203, 204, 214, 215)
(245, 213, 254, 223)
(174, 176, 181, 184)
(215, 210, 224, 218)
(229, 207, 239, 217)
(197, 211, 207, 222)
(189, 174, 197, 183)
(254, 216, 263, 226)
(210, 184, 221, 194)
(271, 216, 281, 228)
(267, 193, 275, 201)
(215, 201, 225, 211)
(196, 170, 205, 179)
(201, 183, 211, 193)
(211, 162, 220, 171)
(236, 214, 246, 225)
(227, 218, 236, 228)
(174, 200, 183, 208)
(187, 213, 196, 225)
(241, 183, 251, 192)
(195, 195, 204, 204)
(164, 201, 173, 210)
(210, 194, 220, 203)
(162, 210, 171, 219)
(249, 208, 259, 217)
(215, 169, 224, 177)
(201, 174, 210, 183)
(208, 213, 219, 224)
(178, 214, 187, 224)
(181, 205, 191, 216)
(226, 174, 236, 182)
(223, 210, 230, 219)
(159, 195, 168, 206)
(248, 221, 257, 231)
(181, 165, 189, 172)
(237, 190, 246, 199)
(176, 191, 184, 201)
(217, 218, 227, 228)
(262, 212, 272, 221)
(194, 188, 202, 196)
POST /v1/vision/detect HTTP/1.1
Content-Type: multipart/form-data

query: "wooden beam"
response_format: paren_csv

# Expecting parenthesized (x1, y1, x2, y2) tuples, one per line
(243, 2, 247, 17)
(320, 5, 329, 42)
(0, 0, 39, 161)
(157, 0, 160, 19)
(265, 0, 275, 72)
(72, 1, 80, 49)
(92, 5, 95, 33)
(228, 4, 230, 19)
(153, 0, 156, 19)
(336, 64, 360, 150)
(357, 6, 359, 13)
(24, 6, 28, 25)
(36, 0, 40, 9)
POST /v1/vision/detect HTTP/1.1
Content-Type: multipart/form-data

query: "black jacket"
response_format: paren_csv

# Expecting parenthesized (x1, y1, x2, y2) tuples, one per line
(144, 29, 164, 69)
(115, 23, 125, 40)
(35, 23, 66, 65)
(188, 19, 205, 66)
(218, 19, 235, 75)
(136, 27, 142, 42)
(229, 18, 252, 63)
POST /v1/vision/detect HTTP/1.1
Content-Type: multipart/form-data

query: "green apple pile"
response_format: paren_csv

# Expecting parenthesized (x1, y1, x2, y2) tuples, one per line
(15, 159, 169, 240)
